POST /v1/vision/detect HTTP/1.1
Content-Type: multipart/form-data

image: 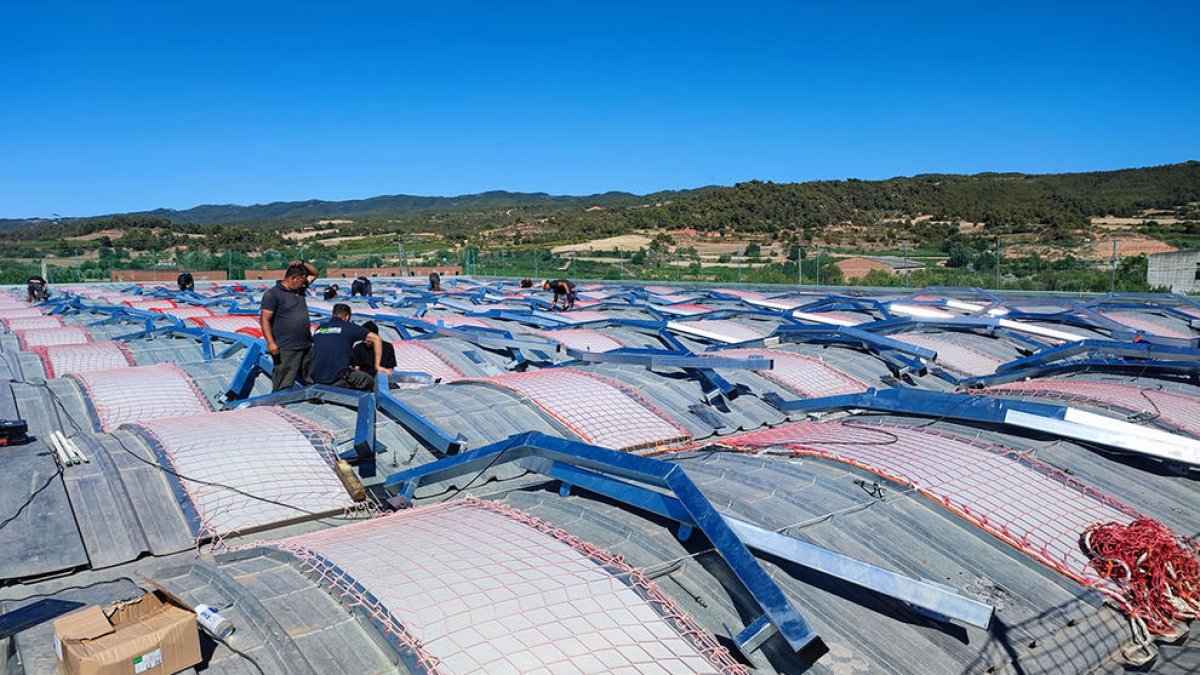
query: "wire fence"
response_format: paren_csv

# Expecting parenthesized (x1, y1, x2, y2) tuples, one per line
(0, 238, 1176, 294)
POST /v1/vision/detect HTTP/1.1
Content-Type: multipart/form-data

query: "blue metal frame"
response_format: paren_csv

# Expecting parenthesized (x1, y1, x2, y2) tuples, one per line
(375, 372, 465, 454)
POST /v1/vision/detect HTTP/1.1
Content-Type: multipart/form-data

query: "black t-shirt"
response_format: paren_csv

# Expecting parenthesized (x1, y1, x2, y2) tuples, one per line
(351, 339, 396, 375)
(177, 272, 194, 290)
(310, 318, 370, 384)
(261, 281, 312, 350)
(322, 286, 338, 300)
(549, 279, 575, 296)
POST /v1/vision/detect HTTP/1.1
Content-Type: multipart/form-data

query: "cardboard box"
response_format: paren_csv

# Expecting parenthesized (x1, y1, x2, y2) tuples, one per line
(53, 591, 202, 675)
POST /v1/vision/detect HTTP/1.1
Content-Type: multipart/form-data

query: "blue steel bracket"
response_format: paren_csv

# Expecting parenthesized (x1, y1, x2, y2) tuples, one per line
(384, 432, 823, 655)
(961, 358, 1200, 388)
(234, 385, 378, 459)
(375, 372, 465, 455)
(995, 338, 1200, 372)
(224, 340, 271, 401)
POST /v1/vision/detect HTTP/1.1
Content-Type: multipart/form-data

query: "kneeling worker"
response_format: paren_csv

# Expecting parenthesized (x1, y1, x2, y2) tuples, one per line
(351, 321, 397, 376)
(310, 303, 382, 391)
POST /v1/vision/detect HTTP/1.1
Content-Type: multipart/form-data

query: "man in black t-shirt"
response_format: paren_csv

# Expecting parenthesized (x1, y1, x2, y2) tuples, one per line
(177, 271, 195, 292)
(542, 278, 577, 310)
(322, 284, 339, 300)
(311, 304, 383, 391)
(351, 321, 396, 376)
(260, 261, 318, 391)
(350, 276, 372, 297)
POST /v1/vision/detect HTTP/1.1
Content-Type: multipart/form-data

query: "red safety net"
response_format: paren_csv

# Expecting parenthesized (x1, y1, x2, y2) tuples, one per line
(0, 307, 45, 319)
(1082, 519, 1200, 633)
(133, 407, 355, 538)
(152, 306, 214, 319)
(31, 341, 135, 378)
(722, 421, 1193, 627)
(261, 498, 748, 674)
(660, 303, 714, 315)
(893, 333, 1005, 376)
(534, 329, 625, 353)
(191, 315, 263, 333)
(425, 315, 491, 329)
(468, 369, 692, 451)
(1102, 312, 1194, 339)
(552, 310, 611, 324)
(3, 315, 65, 332)
(16, 325, 91, 349)
(391, 342, 465, 384)
(719, 348, 867, 397)
(124, 299, 178, 310)
(70, 364, 212, 430)
(988, 379, 1200, 435)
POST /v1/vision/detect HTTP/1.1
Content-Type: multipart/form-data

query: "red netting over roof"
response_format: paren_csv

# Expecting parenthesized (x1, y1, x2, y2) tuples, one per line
(469, 369, 692, 451)
(719, 348, 867, 397)
(152, 306, 215, 319)
(3, 315, 65, 332)
(660, 303, 713, 315)
(425, 315, 491, 329)
(1101, 312, 1193, 339)
(534, 329, 625, 353)
(391, 342, 465, 383)
(124, 299, 178, 310)
(31, 341, 134, 378)
(69, 364, 212, 430)
(987, 379, 1200, 435)
(261, 498, 748, 674)
(133, 407, 353, 538)
(725, 421, 1145, 613)
(191, 315, 263, 333)
(0, 307, 45, 319)
(671, 319, 769, 343)
(16, 325, 91, 349)
(893, 333, 1005, 376)
(553, 310, 611, 324)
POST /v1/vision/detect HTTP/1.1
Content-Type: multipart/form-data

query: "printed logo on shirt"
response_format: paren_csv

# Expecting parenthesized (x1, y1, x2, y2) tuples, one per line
(315, 326, 343, 335)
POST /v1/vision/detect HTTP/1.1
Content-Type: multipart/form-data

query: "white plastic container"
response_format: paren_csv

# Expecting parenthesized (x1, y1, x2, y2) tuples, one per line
(193, 605, 234, 640)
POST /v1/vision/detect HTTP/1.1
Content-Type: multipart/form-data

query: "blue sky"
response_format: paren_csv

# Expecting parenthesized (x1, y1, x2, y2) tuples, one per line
(2, 1, 1197, 217)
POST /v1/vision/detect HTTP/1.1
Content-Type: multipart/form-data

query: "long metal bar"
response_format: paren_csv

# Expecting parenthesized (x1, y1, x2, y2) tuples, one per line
(375, 373, 463, 454)
(234, 385, 377, 457)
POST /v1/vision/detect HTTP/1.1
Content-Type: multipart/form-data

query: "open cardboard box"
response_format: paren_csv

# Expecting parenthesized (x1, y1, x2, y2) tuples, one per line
(53, 589, 201, 675)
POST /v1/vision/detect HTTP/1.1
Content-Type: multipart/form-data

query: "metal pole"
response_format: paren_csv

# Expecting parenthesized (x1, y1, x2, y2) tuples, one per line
(534, 249, 539, 279)
(903, 240, 909, 288)
(227, 250, 232, 280)
(797, 245, 803, 286)
(995, 237, 1001, 289)
(736, 248, 742, 283)
(1110, 238, 1118, 293)
(816, 247, 822, 285)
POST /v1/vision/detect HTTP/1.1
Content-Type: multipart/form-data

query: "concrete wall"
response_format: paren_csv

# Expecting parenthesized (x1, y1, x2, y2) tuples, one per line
(110, 269, 228, 282)
(1147, 250, 1200, 292)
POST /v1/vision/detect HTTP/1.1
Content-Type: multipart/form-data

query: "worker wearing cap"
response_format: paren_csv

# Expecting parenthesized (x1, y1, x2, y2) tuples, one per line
(543, 278, 576, 310)
(310, 303, 382, 391)
(260, 260, 318, 391)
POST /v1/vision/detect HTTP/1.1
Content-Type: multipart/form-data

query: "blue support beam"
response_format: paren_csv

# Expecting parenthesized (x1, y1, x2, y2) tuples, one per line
(385, 432, 821, 655)
(375, 372, 464, 455)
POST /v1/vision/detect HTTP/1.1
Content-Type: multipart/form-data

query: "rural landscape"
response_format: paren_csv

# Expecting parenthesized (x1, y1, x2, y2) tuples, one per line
(3, 161, 1198, 292)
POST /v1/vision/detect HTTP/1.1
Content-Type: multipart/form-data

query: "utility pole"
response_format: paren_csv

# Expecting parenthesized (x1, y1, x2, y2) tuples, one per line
(797, 245, 803, 286)
(903, 240, 910, 288)
(533, 249, 539, 280)
(736, 247, 743, 283)
(815, 246, 822, 285)
(227, 250, 232, 280)
(1110, 238, 1118, 293)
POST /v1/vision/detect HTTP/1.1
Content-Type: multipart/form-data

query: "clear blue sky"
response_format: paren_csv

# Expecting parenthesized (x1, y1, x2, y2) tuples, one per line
(2, 1, 1197, 218)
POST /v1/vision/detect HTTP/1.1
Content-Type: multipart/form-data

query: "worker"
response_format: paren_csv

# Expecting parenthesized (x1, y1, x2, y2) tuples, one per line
(350, 276, 372, 297)
(543, 278, 577, 310)
(26, 275, 48, 302)
(177, 271, 195, 292)
(260, 260, 318, 391)
(323, 284, 339, 300)
(351, 321, 396, 376)
(428, 271, 441, 292)
(519, 276, 533, 289)
(310, 303, 382, 391)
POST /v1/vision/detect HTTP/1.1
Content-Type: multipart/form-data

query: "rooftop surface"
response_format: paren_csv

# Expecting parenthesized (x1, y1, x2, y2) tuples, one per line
(0, 278, 1197, 674)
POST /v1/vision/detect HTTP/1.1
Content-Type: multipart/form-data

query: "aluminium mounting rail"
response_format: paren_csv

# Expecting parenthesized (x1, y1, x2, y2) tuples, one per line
(762, 388, 1200, 468)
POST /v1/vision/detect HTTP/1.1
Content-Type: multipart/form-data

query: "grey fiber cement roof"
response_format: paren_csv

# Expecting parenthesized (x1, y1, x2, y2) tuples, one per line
(2, 284, 1200, 674)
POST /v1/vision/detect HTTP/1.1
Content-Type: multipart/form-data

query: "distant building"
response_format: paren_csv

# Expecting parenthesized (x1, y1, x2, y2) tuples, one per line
(834, 256, 925, 280)
(1147, 250, 1200, 292)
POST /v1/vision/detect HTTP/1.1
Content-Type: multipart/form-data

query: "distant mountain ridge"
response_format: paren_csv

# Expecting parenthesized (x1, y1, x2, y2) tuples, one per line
(135, 189, 645, 225)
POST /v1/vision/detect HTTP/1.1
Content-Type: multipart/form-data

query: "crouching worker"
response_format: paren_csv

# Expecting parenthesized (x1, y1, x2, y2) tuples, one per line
(351, 321, 396, 376)
(310, 303, 382, 391)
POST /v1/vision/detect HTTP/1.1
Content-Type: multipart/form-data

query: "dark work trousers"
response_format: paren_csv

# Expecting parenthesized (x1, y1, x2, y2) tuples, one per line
(272, 347, 313, 391)
(329, 369, 375, 392)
